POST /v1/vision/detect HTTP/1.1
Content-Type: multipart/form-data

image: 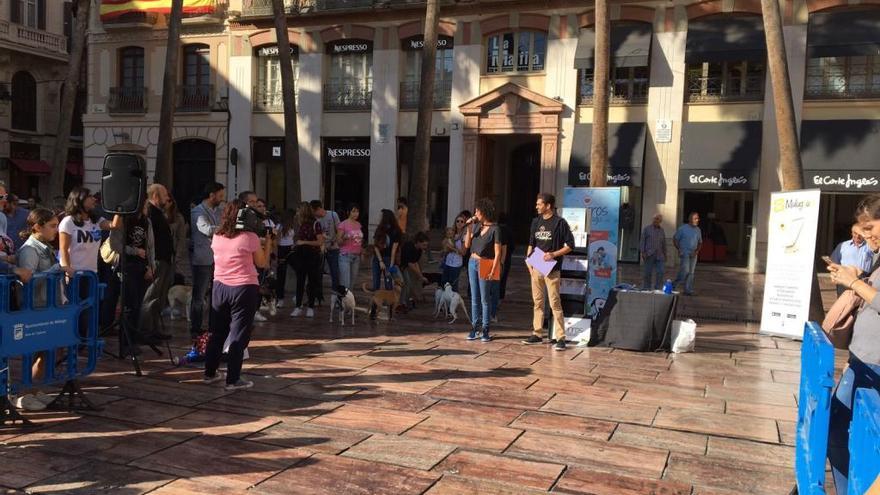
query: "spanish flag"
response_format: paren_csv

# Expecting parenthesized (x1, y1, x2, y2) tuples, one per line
(100, 0, 215, 20)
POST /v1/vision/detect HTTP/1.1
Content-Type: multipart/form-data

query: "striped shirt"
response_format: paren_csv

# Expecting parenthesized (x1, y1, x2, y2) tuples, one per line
(640, 224, 667, 260)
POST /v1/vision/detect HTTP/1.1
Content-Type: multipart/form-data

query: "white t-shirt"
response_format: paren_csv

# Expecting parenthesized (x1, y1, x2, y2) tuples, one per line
(59, 215, 105, 273)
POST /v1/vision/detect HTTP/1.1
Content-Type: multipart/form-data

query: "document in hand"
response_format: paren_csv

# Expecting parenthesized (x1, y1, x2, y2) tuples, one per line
(526, 248, 558, 277)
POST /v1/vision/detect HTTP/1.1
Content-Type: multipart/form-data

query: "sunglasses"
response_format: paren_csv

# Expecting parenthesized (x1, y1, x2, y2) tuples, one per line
(456, 219, 465, 223)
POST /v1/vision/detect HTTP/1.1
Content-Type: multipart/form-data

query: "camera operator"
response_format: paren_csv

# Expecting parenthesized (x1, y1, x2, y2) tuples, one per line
(202, 199, 275, 391)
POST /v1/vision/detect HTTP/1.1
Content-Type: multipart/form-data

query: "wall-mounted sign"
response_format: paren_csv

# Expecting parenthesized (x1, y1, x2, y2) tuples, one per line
(326, 39, 373, 55)
(572, 169, 639, 187)
(401, 35, 454, 51)
(326, 144, 371, 159)
(272, 146, 281, 157)
(655, 119, 672, 143)
(807, 171, 880, 192)
(256, 44, 298, 58)
(680, 169, 757, 190)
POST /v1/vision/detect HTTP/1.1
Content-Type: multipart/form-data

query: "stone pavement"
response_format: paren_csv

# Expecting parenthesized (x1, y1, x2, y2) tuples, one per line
(0, 263, 847, 494)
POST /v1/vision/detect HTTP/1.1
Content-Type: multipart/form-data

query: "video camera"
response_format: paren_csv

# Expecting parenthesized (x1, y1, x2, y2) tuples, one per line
(235, 205, 267, 235)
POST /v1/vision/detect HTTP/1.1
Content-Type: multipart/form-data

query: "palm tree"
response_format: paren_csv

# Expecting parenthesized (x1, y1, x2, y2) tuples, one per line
(49, 0, 91, 201)
(589, 0, 610, 187)
(272, 0, 301, 207)
(407, 0, 439, 235)
(154, 0, 184, 186)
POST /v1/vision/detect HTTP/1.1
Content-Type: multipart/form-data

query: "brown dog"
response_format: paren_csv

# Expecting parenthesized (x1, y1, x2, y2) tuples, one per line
(362, 281, 402, 320)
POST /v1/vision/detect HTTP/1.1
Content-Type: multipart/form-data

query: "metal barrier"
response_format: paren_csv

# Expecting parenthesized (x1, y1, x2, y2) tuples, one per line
(1, 271, 103, 426)
(795, 321, 836, 495)
(849, 388, 880, 495)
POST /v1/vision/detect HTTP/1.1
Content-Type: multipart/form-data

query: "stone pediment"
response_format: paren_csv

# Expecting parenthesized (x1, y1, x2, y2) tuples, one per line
(459, 83, 564, 117)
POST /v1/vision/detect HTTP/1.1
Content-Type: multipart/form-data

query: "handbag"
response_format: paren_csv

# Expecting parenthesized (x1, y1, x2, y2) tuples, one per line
(821, 289, 860, 349)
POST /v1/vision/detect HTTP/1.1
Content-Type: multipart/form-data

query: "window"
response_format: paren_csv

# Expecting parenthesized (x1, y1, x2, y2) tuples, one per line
(806, 55, 880, 99)
(183, 44, 211, 87)
(11, 0, 44, 28)
(324, 41, 373, 111)
(401, 37, 454, 109)
(578, 66, 650, 105)
(486, 30, 546, 73)
(254, 44, 299, 112)
(119, 46, 145, 89)
(11, 71, 37, 131)
(686, 60, 765, 102)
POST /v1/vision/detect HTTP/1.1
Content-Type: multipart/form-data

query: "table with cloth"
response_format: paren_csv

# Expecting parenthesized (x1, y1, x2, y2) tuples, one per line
(589, 289, 679, 352)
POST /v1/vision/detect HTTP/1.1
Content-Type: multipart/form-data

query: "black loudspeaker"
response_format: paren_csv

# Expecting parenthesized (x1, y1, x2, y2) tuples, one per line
(101, 153, 146, 215)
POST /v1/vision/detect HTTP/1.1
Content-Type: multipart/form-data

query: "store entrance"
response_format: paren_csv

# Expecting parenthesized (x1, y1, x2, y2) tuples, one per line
(681, 191, 755, 267)
(322, 139, 370, 232)
(477, 135, 541, 246)
(816, 193, 864, 262)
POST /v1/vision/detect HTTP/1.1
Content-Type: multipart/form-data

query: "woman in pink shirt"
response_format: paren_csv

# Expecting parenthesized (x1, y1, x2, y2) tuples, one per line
(203, 199, 275, 391)
(337, 204, 364, 289)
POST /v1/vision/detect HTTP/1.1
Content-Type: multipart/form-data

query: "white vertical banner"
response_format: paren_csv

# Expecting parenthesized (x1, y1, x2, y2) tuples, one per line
(760, 189, 822, 339)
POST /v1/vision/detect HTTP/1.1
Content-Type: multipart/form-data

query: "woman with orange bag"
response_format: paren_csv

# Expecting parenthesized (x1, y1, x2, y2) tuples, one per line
(463, 198, 501, 342)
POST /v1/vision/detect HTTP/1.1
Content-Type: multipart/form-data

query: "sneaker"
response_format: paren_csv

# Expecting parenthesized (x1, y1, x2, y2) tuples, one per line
(306, 308, 315, 318)
(225, 379, 254, 391)
(254, 311, 267, 322)
(15, 394, 46, 411)
(480, 331, 492, 343)
(276, 299, 285, 309)
(522, 335, 543, 345)
(466, 329, 479, 341)
(554, 340, 567, 351)
(491, 316, 499, 324)
(32, 391, 54, 405)
(203, 372, 225, 385)
(549, 339, 557, 345)
(290, 307, 303, 317)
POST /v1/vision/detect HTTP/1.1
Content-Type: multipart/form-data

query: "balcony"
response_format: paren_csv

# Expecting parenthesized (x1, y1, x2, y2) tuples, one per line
(323, 80, 372, 111)
(686, 75, 764, 103)
(578, 78, 649, 106)
(109, 87, 148, 114)
(239, 0, 455, 16)
(804, 81, 880, 101)
(102, 11, 159, 29)
(0, 19, 67, 56)
(177, 85, 214, 113)
(181, 0, 228, 24)
(399, 79, 452, 110)
(253, 85, 299, 112)
(240, 0, 300, 17)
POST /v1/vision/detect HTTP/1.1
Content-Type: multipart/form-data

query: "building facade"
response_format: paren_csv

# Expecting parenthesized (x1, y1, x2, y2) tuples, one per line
(1, 0, 85, 204)
(83, 0, 880, 271)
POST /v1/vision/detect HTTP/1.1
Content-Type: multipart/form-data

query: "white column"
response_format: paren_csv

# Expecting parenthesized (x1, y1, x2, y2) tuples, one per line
(447, 38, 481, 222)
(296, 50, 324, 201)
(228, 55, 253, 196)
(368, 47, 400, 232)
(544, 16, 579, 199)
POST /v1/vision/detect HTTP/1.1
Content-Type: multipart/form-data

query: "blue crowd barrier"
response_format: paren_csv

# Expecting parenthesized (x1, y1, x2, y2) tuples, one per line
(795, 321, 836, 495)
(0, 271, 103, 425)
(849, 388, 880, 495)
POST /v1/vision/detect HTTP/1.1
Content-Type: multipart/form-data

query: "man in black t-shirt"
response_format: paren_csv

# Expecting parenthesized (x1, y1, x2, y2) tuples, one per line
(399, 232, 430, 310)
(523, 193, 575, 351)
(142, 184, 174, 339)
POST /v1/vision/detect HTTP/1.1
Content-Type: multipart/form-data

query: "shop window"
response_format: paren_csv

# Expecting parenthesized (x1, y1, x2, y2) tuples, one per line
(254, 44, 299, 112)
(400, 37, 453, 109)
(324, 41, 373, 111)
(578, 66, 649, 105)
(805, 55, 880, 99)
(11, 71, 37, 131)
(485, 30, 546, 74)
(686, 60, 765, 102)
(110, 46, 146, 113)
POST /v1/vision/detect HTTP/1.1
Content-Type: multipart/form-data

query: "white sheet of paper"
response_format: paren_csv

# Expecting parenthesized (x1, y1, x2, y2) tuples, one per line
(526, 248, 558, 277)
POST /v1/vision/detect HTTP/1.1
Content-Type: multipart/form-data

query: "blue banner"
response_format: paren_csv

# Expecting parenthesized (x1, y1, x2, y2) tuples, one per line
(564, 187, 621, 317)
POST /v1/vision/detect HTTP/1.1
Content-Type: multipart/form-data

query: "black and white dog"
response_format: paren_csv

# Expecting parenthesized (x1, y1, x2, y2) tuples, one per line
(329, 285, 357, 325)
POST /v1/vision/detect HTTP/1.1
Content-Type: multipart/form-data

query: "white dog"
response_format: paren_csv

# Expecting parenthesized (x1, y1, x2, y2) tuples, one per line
(167, 285, 193, 321)
(329, 286, 357, 325)
(435, 283, 469, 324)
(433, 286, 449, 319)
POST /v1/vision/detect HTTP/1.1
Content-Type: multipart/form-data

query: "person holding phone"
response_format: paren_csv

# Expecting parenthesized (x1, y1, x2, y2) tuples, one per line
(829, 223, 873, 296)
(463, 198, 501, 342)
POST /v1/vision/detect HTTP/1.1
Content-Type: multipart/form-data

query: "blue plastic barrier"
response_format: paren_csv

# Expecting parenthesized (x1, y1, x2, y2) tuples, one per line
(0, 271, 103, 425)
(849, 388, 880, 495)
(795, 321, 836, 495)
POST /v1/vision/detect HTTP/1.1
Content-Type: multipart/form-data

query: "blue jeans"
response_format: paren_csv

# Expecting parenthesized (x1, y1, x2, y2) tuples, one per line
(338, 253, 360, 290)
(190, 264, 214, 337)
(642, 255, 665, 290)
(324, 249, 340, 292)
(828, 357, 880, 494)
(372, 256, 392, 290)
(674, 253, 698, 294)
(441, 263, 462, 292)
(467, 258, 497, 332)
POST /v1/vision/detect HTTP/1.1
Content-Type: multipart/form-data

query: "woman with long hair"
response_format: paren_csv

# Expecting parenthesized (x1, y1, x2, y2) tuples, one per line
(826, 194, 880, 493)
(203, 199, 275, 391)
(371, 208, 401, 290)
(275, 208, 296, 304)
(58, 187, 121, 274)
(289, 202, 325, 317)
(440, 212, 469, 292)
(120, 201, 157, 347)
(337, 203, 364, 290)
(463, 199, 501, 342)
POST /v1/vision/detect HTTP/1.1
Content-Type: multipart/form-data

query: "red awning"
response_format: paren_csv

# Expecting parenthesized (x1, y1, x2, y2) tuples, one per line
(10, 159, 51, 175)
(66, 162, 84, 176)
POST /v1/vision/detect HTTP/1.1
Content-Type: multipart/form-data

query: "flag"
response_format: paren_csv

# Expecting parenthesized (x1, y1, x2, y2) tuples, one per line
(100, 0, 215, 20)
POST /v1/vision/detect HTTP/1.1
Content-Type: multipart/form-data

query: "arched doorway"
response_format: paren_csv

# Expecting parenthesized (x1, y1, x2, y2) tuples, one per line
(173, 139, 216, 218)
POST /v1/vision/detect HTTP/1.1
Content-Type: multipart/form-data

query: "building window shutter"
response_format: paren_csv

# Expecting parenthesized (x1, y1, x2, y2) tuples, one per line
(38, 0, 46, 29)
(11, 0, 20, 23)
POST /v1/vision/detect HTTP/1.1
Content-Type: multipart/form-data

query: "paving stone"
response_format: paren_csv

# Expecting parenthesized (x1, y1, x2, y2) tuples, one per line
(0, 448, 87, 489)
(309, 404, 426, 434)
(725, 400, 799, 422)
(664, 452, 795, 495)
(706, 436, 795, 469)
(405, 415, 523, 452)
(158, 410, 281, 438)
(434, 450, 564, 490)
(554, 467, 692, 495)
(610, 423, 708, 455)
(343, 434, 456, 470)
(427, 380, 553, 410)
(343, 389, 438, 413)
(24, 462, 173, 494)
(247, 419, 371, 454)
(81, 398, 194, 426)
(654, 407, 780, 443)
(541, 393, 659, 426)
(509, 410, 616, 441)
(422, 400, 525, 426)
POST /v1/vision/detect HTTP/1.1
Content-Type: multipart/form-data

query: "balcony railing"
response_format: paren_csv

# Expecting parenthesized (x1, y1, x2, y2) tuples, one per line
(241, 0, 300, 17)
(109, 87, 147, 114)
(323, 80, 372, 111)
(686, 75, 764, 103)
(804, 82, 880, 100)
(102, 11, 159, 27)
(240, 0, 454, 16)
(578, 78, 649, 106)
(399, 79, 452, 109)
(177, 84, 214, 112)
(253, 85, 299, 112)
(0, 19, 67, 55)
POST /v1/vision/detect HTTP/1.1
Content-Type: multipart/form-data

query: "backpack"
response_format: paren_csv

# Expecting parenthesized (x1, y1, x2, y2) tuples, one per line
(100, 228, 124, 266)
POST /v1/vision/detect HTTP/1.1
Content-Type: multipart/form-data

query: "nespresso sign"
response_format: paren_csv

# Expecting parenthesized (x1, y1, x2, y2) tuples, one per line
(808, 171, 880, 191)
(327, 146, 370, 159)
(256, 45, 298, 57)
(326, 39, 373, 55)
(402, 35, 454, 51)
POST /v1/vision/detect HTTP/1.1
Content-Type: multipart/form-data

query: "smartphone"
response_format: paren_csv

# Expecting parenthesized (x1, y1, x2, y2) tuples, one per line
(821, 255, 834, 265)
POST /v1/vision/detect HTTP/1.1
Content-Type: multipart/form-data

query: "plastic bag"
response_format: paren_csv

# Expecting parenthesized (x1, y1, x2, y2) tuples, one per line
(671, 319, 697, 353)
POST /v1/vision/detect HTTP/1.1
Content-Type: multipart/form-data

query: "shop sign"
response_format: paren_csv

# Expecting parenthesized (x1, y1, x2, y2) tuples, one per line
(402, 35, 454, 51)
(573, 169, 636, 187)
(272, 146, 281, 157)
(680, 169, 756, 190)
(760, 189, 822, 340)
(256, 45, 298, 57)
(327, 39, 372, 55)
(326, 146, 370, 159)
(808, 171, 880, 191)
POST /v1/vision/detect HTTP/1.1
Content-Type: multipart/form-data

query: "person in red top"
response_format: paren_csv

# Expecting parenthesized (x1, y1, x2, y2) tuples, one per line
(203, 199, 275, 391)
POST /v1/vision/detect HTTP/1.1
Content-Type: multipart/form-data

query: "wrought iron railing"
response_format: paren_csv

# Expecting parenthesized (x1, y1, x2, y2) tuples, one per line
(253, 85, 299, 112)
(241, 0, 300, 17)
(102, 11, 158, 26)
(686, 75, 764, 103)
(177, 84, 213, 112)
(578, 77, 649, 105)
(804, 81, 880, 100)
(109, 87, 147, 114)
(323, 80, 372, 111)
(240, 0, 455, 16)
(399, 79, 452, 109)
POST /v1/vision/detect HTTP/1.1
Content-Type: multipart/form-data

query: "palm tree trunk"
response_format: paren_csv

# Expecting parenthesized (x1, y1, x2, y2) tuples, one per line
(407, 0, 439, 235)
(154, 0, 184, 186)
(761, 0, 823, 321)
(272, 0, 301, 207)
(589, 0, 610, 188)
(49, 0, 90, 201)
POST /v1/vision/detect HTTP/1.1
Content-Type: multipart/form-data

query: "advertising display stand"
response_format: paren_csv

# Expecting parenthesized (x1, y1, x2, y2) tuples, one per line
(557, 209, 591, 343)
